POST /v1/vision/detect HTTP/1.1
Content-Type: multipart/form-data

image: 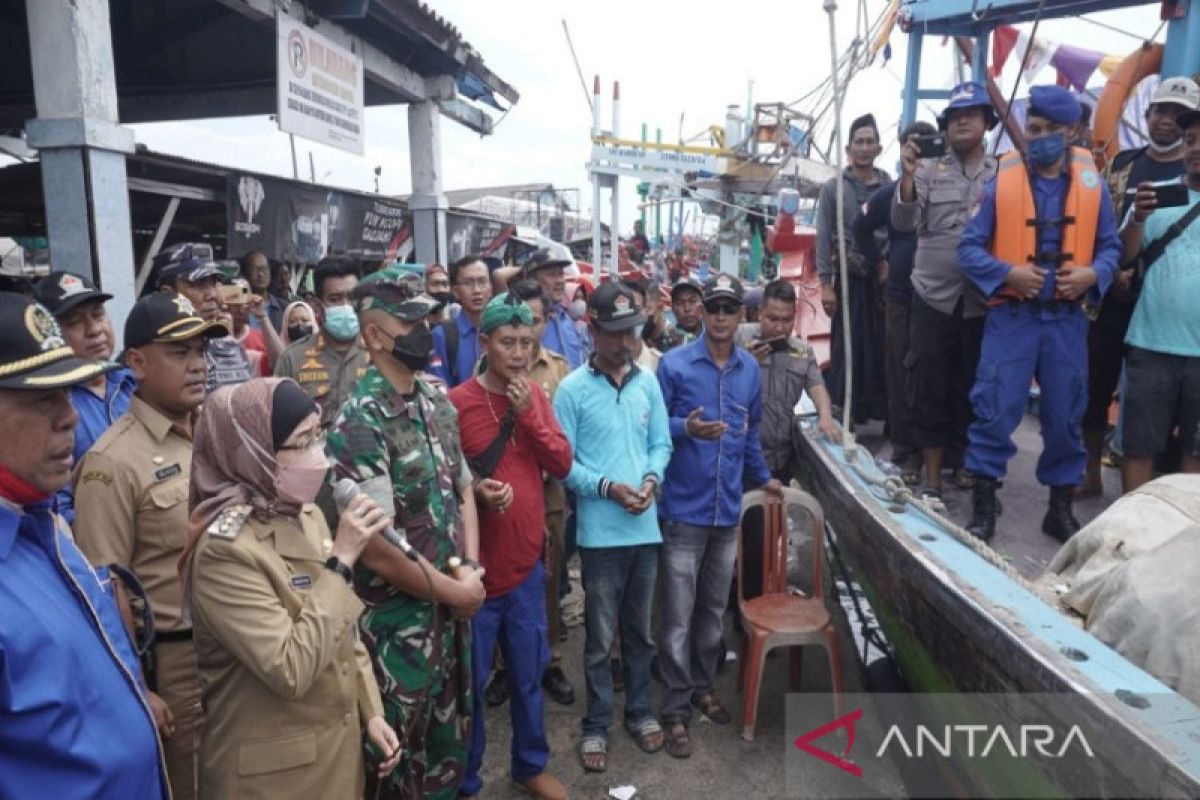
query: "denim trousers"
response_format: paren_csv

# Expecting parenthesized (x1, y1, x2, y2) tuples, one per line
(461, 561, 550, 795)
(657, 520, 737, 723)
(579, 544, 659, 738)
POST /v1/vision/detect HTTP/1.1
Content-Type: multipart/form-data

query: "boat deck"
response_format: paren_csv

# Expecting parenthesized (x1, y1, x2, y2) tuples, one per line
(857, 416, 1121, 580)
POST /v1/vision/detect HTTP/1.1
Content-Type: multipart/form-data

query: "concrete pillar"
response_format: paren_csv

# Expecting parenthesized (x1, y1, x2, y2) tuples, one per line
(25, 0, 137, 341)
(408, 100, 448, 265)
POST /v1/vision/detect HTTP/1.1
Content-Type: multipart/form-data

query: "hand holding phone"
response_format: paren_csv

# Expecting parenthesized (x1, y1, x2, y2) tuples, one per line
(913, 134, 947, 159)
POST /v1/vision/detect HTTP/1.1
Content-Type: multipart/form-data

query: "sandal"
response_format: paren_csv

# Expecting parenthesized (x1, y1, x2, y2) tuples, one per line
(626, 717, 665, 754)
(691, 691, 731, 725)
(663, 720, 692, 759)
(578, 736, 607, 772)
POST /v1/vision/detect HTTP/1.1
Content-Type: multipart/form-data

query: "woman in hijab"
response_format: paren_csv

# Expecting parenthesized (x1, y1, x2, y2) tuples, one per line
(280, 300, 316, 346)
(183, 378, 401, 800)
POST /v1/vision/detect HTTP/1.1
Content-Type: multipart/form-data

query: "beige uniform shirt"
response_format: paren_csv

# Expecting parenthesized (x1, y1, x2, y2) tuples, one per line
(274, 332, 369, 428)
(190, 504, 384, 800)
(528, 346, 571, 515)
(73, 395, 195, 632)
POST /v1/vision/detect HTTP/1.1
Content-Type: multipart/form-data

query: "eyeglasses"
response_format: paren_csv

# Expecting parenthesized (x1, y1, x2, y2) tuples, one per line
(704, 302, 741, 316)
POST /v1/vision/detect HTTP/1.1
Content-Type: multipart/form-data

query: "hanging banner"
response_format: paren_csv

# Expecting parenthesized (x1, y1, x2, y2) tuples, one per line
(445, 211, 516, 262)
(227, 173, 409, 263)
(277, 12, 365, 155)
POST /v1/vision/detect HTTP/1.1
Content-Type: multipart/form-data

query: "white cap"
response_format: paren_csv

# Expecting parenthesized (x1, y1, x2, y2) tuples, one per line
(1150, 77, 1200, 111)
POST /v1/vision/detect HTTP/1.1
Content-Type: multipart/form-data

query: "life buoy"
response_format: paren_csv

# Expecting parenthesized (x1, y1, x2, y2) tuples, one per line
(1092, 43, 1163, 169)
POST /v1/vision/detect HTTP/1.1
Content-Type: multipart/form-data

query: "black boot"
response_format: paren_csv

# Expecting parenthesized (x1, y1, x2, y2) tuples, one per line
(1042, 485, 1080, 542)
(966, 478, 999, 542)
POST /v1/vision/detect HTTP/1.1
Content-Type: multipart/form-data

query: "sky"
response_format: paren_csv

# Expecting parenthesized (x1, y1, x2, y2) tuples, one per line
(131, 1, 1167, 236)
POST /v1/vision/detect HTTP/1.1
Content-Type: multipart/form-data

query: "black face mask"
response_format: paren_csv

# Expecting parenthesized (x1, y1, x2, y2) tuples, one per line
(287, 324, 313, 342)
(430, 291, 454, 307)
(390, 323, 434, 372)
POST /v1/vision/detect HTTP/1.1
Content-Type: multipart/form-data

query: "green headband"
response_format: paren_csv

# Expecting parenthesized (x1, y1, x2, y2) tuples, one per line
(481, 292, 533, 334)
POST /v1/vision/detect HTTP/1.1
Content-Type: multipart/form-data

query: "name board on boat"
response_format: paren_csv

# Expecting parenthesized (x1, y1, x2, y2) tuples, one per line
(276, 12, 365, 155)
(590, 143, 720, 176)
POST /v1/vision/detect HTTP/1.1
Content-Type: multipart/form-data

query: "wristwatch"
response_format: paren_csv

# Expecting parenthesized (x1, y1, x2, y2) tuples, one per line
(324, 556, 353, 584)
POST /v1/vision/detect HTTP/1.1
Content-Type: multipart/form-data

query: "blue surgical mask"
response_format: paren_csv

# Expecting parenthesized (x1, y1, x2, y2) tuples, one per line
(323, 304, 360, 342)
(1027, 131, 1066, 167)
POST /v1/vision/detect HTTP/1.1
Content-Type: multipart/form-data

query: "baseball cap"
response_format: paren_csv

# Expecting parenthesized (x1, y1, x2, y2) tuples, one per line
(33, 271, 112, 318)
(702, 273, 745, 304)
(353, 265, 440, 321)
(520, 248, 572, 276)
(0, 293, 118, 389)
(155, 242, 223, 286)
(124, 293, 228, 349)
(588, 283, 645, 332)
(669, 276, 703, 301)
(1177, 107, 1200, 131)
(1151, 77, 1200, 111)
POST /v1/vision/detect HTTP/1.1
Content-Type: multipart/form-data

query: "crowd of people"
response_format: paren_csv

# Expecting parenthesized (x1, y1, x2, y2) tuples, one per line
(824, 79, 1200, 540)
(2, 75, 1198, 800)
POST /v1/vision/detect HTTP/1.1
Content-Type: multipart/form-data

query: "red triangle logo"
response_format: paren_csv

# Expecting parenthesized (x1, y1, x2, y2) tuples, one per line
(793, 707, 864, 777)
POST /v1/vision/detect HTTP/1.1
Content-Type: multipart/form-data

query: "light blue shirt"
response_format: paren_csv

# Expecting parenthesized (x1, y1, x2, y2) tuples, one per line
(1127, 180, 1200, 357)
(553, 360, 672, 549)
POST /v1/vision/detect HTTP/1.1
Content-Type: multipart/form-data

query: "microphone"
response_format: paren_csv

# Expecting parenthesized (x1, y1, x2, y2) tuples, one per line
(332, 477, 419, 562)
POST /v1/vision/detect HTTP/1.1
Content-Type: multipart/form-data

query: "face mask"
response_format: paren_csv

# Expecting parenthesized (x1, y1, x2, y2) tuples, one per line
(1027, 131, 1066, 167)
(323, 304, 360, 342)
(275, 443, 330, 506)
(1148, 137, 1182, 155)
(568, 299, 587, 320)
(390, 323, 434, 372)
(430, 291, 454, 307)
(287, 324, 312, 342)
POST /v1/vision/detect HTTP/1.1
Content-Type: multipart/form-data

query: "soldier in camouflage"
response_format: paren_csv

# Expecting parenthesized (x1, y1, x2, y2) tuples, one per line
(326, 266, 486, 800)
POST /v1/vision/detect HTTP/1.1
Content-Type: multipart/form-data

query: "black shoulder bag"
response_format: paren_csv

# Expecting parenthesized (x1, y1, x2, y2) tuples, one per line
(467, 408, 516, 479)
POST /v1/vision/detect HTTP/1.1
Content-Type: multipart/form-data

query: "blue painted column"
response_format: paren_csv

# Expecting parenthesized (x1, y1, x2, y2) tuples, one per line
(901, 30, 925, 131)
(973, 31, 990, 82)
(1162, 3, 1200, 80)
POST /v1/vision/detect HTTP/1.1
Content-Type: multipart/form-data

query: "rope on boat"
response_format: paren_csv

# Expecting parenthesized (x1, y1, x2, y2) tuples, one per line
(839, 441, 1039, 593)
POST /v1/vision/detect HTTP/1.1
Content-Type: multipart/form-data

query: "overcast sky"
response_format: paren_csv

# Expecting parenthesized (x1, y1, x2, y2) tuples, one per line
(133, 1, 1164, 234)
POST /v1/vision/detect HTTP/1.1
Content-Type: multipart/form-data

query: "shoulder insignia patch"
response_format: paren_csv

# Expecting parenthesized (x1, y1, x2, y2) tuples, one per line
(80, 469, 113, 486)
(207, 504, 251, 541)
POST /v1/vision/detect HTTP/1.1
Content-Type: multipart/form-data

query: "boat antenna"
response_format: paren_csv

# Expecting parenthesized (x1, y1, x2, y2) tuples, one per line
(824, 0, 854, 443)
(991, 0, 1048, 157)
(561, 19, 594, 115)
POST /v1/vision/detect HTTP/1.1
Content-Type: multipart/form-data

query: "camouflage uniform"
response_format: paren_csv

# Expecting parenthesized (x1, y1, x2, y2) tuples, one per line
(651, 323, 698, 354)
(326, 367, 473, 800)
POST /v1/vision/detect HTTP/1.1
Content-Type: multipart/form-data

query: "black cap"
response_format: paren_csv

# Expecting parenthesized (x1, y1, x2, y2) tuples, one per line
(587, 282, 645, 332)
(33, 271, 113, 318)
(124, 293, 228, 349)
(669, 276, 703, 300)
(154, 242, 224, 287)
(520, 247, 572, 276)
(0, 293, 118, 389)
(1178, 108, 1200, 131)
(702, 273, 744, 304)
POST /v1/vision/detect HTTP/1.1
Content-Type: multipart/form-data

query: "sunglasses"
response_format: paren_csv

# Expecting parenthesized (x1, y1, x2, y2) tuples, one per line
(703, 302, 742, 316)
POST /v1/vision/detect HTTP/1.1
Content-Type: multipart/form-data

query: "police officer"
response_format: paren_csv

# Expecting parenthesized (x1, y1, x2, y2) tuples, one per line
(893, 82, 999, 500)
(33, 271, 137, 523)
(274, 256, 367, 428)
(958, 85, 1122, 541)
(326, 266, 485, 800)
(0, 293, 168, 799)
(73, 292, 228, 800)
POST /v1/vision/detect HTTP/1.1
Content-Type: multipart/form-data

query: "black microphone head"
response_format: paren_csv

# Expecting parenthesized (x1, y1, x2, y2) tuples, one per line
(332, 477, 360, 515)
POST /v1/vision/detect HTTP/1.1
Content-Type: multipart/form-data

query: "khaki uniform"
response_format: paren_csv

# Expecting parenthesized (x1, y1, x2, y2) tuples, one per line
(73, 395, 202, 800)
(189, 504, 384, 800)
(527, 346, 572, 664)
(274, 332, 369, 428)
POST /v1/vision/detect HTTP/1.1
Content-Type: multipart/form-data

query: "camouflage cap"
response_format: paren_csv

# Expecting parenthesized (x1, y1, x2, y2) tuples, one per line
(352, 265, 440, 321)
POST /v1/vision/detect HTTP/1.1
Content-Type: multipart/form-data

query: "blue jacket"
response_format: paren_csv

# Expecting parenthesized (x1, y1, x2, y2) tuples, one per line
(0, 498, 166, 799)
(657, 337, 772, 527)
(959, 168, 1121, 305)
(542, 306, 585, 369)
(553, 361, 672, 548)
(56, 368, 137, 523)
(429, 312, 482, 387)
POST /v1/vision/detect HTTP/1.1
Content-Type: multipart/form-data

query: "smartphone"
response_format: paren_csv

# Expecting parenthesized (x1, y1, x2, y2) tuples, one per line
(1153, 182, 1190, 208)
(754, 338, 791, 354)
(913, 134, 947, 159)
(219, 283, 252, 306)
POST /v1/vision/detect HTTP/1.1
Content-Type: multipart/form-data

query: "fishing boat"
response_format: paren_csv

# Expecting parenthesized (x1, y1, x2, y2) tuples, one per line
(784, 1, 1200, 796)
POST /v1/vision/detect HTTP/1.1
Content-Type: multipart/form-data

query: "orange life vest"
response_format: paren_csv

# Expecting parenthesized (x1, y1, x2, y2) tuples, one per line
(990, 146, 1102, 305)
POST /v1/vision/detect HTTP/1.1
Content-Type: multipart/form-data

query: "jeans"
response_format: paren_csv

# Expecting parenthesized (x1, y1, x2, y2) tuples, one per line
(579, 544, 659, 738)
(657, 520, 737, 723)
(461, 562, 550, 795)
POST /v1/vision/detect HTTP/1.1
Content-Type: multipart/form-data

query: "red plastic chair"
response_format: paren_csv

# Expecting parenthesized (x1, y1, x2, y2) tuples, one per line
(736, 487, 842, 741)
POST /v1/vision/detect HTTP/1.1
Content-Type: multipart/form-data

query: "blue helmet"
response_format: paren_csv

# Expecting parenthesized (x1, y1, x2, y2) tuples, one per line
(938, 81, 998, 131)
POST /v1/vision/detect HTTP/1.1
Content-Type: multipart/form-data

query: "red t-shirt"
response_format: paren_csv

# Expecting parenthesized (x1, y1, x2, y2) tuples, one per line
(449, 377, 572, 596)
(238, 327, 271, 377)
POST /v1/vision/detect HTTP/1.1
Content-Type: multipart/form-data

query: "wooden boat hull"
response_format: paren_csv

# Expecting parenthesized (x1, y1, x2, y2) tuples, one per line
(793, 425, 1200, 798)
